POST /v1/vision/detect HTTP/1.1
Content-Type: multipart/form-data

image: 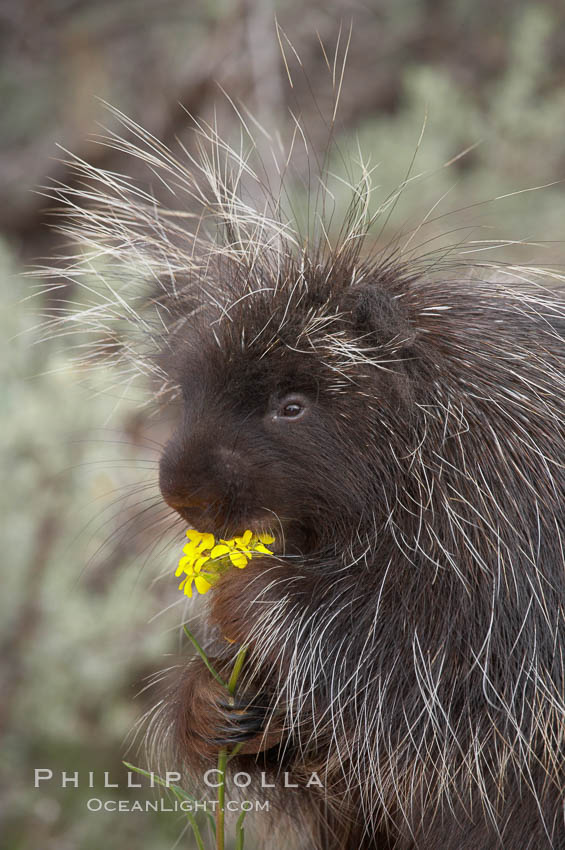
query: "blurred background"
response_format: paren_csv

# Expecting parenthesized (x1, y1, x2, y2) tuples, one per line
(2, 0, 565, 848)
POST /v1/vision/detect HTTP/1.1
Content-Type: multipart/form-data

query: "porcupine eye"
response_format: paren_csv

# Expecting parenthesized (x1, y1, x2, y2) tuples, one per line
(275, 393, 308, 420)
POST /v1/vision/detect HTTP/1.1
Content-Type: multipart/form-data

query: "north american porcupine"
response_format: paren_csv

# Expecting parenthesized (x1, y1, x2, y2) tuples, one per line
(42, 103, 565, 849)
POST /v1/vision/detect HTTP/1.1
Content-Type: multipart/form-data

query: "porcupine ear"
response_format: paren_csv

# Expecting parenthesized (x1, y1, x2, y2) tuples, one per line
(345, 282, 417, 351)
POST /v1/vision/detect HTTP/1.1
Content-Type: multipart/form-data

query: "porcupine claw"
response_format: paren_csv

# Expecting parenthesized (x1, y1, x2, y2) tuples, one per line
(210, 694, 270, 749)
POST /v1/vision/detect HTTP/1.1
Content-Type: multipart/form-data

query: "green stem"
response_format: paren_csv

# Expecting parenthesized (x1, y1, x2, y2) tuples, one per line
(228, 646, 248, 693)
(123, 762, 210, 846)
(216, 644, 248, 850)
(235, 810, 247, 850)
(216, 748, 228, 850)
(183, 625, 227, 688)
(226, 742, 244, 762)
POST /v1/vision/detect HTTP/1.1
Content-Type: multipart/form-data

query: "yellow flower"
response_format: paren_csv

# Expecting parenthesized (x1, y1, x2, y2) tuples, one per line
(210, 530, 275, 568)
(176, 529, 275, 597)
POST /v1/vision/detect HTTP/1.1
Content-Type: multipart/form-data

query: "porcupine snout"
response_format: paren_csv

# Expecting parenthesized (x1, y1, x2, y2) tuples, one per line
(158, 416, 268, 536)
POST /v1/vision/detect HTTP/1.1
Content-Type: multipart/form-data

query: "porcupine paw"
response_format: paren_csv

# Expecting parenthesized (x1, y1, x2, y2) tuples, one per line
(175, 658, 272, 762)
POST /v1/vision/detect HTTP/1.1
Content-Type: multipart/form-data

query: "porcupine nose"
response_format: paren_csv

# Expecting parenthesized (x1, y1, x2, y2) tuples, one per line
(159, 435, 247, 528)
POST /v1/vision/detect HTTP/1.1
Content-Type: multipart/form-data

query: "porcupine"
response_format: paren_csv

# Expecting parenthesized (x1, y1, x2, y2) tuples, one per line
(45, 104, 565, 849)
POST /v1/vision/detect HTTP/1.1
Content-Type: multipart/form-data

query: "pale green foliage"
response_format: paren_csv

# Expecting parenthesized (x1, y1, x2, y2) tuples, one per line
(333, 5, 565, 262)
(1, 242, 196, 848)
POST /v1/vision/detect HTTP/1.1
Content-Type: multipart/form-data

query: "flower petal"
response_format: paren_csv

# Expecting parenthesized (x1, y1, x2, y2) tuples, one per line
(199, 532, 216, 551)
(229, 550, 249, 568)
(194, 575, 213, 594)
(186, 530, 215, 552)
(239, 530, 253, 546)
(176, 556, 192, 575)
(185, 529, 203, 544)
(257, 533, 275, 545)
(210, 544, 230, 559)
(179, 576, 194, 598)
(193, 555, 210, 572)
